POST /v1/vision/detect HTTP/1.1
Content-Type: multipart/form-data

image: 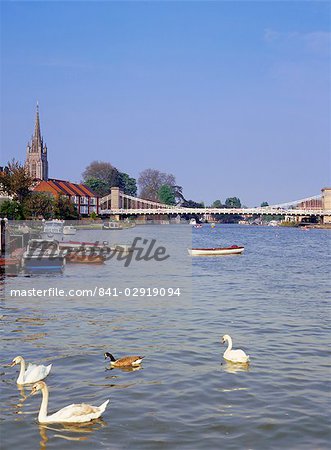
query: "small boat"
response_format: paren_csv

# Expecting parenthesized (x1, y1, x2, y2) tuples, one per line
(63, 226, 77, 235)
(43, 220, 64, 235)
(103, 222, 123, 230)
(65, 252, 105, 264)
(188, 245, 244, 256)
(0, 248, 24, 275)
(59, 241, 109, 264)
(22, 239, 65, 274)
(189, 218, 197, 225)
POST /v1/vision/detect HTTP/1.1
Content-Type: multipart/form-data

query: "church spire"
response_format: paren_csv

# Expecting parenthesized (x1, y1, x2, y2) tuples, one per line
(34, 102, 42, 144)
(25, 103, 48, 180)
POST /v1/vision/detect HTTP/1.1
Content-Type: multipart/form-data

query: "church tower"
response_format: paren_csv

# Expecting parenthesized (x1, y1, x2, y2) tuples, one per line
(25, 103, 48, 180)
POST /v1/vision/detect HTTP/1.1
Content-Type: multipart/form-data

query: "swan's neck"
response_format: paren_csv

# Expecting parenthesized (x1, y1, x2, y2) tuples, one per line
(225, 337, 233, 353)
(38, 385, 49, 422)
(17, 359, 26, 383)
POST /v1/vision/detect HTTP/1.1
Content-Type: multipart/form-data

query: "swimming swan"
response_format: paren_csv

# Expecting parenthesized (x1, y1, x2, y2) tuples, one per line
(10, 356, 52, 385)
(221, 335, 250, 363)
(104, 352, 144, 367)
(31, 381, 110, 423)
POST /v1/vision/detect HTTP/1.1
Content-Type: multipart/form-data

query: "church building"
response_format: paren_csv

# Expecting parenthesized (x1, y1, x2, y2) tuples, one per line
(25, 103, 48, 181)
(25, 105, 100, 215)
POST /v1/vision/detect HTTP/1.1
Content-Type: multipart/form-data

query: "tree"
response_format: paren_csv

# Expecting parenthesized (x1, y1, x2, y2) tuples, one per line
(119, 172, 137, 197)
(171, 185, 185, 204)
(138, 169, 176, 202)
(211, 199, 223, 208)
(53, 196, 78, 220)
(261, 201, 269, 207)
(181, 199, 204, 208)
(82, 161, 120, 188)
(23, 192, 54, 219)
(84, 177, 109, 197)
(158, 184, 176, 205)
(225, 197, 241, 208)
(0, 199, 24, 219)
(82, 162, 137, 198)
(0, 159, 33, 203)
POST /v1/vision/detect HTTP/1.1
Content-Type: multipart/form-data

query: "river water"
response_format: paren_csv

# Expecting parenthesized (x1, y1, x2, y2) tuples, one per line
(0, 224, 330, 449)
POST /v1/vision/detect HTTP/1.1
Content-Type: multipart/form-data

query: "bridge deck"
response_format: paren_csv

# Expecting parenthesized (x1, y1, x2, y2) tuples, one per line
(100, 208, 331, 216)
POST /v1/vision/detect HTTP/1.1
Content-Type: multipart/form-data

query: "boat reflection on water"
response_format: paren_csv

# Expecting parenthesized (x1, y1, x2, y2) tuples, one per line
(38, 419, 107, 450)
(221, 361, 250, 374)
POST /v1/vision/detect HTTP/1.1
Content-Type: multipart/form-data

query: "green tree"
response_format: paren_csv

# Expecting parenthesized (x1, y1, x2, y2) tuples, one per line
(90, 211, 98, 220)
(23, 192, 54, 219)
(119, 172, 137, 196)
(0, 159, 33, 203)
(54, 196, 78, 220)
(225, 197, 241, 208)
(82, 161, 121, 188)
(261, 201, 269, 207)
(138, 169, 176, 202)
(171, 185, 185, 204)
(211, 199, 223, 208)
(84, 177, 109, 197)
(158, 184, 176, 205)
(0, 199, 24, 219)
(181, 199, 204, 208)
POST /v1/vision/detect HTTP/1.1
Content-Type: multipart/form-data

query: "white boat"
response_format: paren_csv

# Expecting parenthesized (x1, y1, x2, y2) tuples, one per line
(63, 226, 77, 235)
(103, 222, 123, 230)
(188, 245, 244, 256)
(43, 220, 64, 235)
(22, 239, 65, 273)
(189, 218, 197, 225)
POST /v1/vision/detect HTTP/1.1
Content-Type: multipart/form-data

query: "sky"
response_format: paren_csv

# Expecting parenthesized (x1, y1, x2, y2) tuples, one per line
(1, 1, 330, 207)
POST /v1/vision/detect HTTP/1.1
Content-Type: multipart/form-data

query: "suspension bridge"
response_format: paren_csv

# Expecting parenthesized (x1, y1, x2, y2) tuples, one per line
(100, 188, 331, 221)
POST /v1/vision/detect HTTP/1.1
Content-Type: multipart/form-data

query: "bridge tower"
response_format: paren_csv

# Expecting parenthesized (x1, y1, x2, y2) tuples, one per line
(322, 188, 331, 224)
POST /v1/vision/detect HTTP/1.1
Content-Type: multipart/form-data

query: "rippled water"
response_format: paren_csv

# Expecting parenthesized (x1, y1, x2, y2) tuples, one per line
(1, 224, 330, 449)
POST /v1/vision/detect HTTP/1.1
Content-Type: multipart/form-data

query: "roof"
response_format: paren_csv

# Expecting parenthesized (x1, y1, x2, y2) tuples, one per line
(33, 178, 99, 198)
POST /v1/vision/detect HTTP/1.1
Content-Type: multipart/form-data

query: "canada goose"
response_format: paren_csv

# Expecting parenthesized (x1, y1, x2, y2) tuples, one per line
(104, 352, 144, 368)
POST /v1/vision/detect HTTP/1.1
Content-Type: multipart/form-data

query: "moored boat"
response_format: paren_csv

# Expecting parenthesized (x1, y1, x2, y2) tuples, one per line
(65, 252, 106, 264)
(59, 241, 108, 264)
(43, 220, 64, 235)
(63, 226, 77, 235)
(22, 239, 65, 273)
(188, 245, 244, 256)
(0, 248, 24, 274)
(103, 222, 123, 230)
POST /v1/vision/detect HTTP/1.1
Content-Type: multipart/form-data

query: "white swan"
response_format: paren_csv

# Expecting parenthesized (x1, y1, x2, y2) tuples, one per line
(10, 356, 52, 385)
(221, 335, 250, 363)
(31, 381, 110, 423)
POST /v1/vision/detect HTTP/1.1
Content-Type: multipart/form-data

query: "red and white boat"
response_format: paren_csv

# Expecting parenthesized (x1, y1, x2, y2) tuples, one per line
(59, 241, 109, 264)
(188, 245, 244, 256)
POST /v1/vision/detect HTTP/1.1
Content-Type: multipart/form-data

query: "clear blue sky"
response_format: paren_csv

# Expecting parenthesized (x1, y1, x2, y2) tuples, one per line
(1, 1, 330, 206)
